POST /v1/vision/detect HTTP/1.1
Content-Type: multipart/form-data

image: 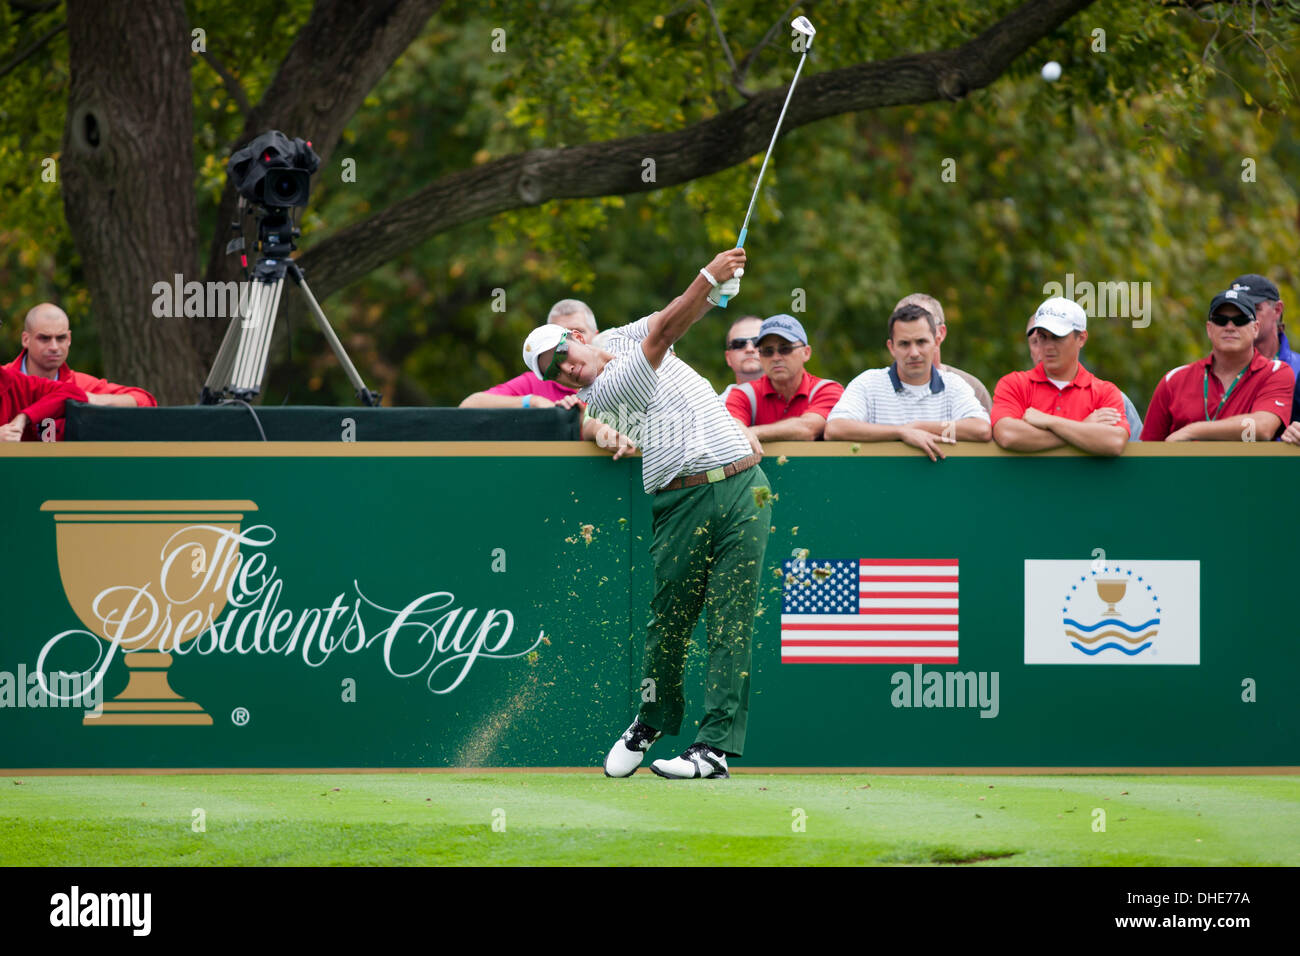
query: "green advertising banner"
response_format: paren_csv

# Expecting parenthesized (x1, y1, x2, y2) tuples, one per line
(0, 441, 1296, 770)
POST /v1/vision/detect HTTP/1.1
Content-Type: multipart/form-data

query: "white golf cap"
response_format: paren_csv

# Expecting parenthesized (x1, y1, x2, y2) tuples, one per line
(522, 324, 569, 379)
(1028, 297, 1087, 337)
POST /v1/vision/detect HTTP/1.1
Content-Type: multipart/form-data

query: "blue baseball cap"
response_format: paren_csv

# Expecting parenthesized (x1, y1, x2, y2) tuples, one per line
(758, 314, 808, 345)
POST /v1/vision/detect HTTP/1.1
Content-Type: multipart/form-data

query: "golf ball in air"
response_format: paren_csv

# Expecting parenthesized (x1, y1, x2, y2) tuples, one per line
(1041, 61, 1061, 82)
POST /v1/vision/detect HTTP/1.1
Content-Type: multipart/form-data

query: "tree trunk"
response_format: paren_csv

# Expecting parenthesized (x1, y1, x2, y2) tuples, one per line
(61, 0, 202, 405)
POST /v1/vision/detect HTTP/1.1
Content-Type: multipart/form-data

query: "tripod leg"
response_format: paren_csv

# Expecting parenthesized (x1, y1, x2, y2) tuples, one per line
(230, 277, 283, 397)
(201, 308, 246, 403)
(289, 264, 382, 406)
(199, 274, 284, 403)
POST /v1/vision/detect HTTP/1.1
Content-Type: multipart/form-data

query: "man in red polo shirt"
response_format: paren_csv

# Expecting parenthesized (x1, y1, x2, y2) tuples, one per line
(1142, 287, 1294, 441)
(7, 303, 157, 407)
(724, 314, 843, 441)
(1, 366, 87, 440)
(991, 297, 1128, 456)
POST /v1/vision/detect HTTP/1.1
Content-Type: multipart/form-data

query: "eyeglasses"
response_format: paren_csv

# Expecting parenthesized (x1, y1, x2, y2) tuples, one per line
(1209, 313, 1253, 327)
(541, 332, 571, 380)
(759, 344, 800, 358)
(726, 337, 758, 351)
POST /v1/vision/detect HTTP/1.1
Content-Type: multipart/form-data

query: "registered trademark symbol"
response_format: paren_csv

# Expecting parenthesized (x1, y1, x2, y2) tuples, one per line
(231, 707, 250, 726)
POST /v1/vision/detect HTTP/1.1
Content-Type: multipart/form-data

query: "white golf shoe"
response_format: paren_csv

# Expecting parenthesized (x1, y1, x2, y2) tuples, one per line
(603, 718, 662, 777)
(650, 742, 729, 779)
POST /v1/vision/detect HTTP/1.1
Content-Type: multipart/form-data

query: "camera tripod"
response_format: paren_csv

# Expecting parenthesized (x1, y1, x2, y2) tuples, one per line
(200, 208, 381, 406)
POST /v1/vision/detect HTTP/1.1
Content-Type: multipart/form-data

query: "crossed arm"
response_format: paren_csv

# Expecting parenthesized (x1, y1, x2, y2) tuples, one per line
(751, 413, 828, 442)
(994, 407, 1126, 456)
(1165, 413, 1282, 442)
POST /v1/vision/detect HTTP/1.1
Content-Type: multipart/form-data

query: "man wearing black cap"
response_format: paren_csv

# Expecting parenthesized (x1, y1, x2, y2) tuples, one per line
(1141, 287, 1294, 441)
(1231, 273, 1299, 424)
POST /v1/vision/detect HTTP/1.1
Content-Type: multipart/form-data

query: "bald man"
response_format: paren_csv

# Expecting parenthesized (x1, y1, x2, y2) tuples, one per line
(5, 303, 157, 407)
(1, 310, 87, 440)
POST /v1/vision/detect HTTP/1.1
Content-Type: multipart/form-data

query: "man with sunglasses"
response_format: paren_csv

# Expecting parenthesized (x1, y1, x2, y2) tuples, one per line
(521, 248, 770, 781)
(1231, 273, 1300, 425)
(720, 316, 763, 400)
(1141, 288, 1294, 441)
(724, 314, 843, 441)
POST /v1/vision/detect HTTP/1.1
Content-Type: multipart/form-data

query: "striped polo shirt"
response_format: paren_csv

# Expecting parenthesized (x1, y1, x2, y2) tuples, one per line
(828, 364, 988, 426)
(580, 316, 753, 493)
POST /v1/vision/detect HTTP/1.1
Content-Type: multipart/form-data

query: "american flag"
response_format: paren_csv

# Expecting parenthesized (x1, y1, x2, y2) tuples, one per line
(780, 558, 959, 664)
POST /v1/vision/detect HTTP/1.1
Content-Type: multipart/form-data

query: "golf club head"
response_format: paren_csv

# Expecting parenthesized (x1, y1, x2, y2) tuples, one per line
(791, 16, 816, 41)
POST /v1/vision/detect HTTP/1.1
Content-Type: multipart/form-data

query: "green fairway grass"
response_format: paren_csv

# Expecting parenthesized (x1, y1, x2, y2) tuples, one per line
(1, 773, 1296, 866)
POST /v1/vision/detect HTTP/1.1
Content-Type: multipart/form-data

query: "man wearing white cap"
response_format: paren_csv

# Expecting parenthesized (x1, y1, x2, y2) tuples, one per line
(521, 248, 771, 780)
(990, 297, 1129, 456)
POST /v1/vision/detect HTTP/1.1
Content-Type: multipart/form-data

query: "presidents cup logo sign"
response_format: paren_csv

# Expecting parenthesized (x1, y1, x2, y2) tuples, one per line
(38, 499, 543, 727)
(1024, 560, 1200, 665)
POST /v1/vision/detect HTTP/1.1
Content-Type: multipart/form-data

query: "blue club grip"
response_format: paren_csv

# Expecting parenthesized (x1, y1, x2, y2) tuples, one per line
(716, 229, 747, 308)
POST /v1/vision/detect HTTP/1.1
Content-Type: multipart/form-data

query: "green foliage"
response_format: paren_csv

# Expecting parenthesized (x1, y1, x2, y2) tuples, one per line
(0, 2, 86, 359)
(2, 0, 1298, 411)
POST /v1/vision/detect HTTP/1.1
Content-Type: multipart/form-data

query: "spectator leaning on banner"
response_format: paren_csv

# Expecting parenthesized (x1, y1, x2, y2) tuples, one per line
(1, 312, 87, 441)
(991, 297, 1128, 456)
(824, 303, 990, 461)
(1023, 313, 1143, 440)
(7, 303, 157, 407)
(460, 299, 599, 410)
(1141, 287, 1294, 442)
(724, 314, 842, 441)
(1231, 272, 1300, 424)
(460, 298, 635, 457)
(719, 315, 763, 400)
(895, 293, 993, 412)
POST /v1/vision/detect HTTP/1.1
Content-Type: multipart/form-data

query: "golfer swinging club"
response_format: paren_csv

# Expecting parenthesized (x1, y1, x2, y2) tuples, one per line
(521, 248, 771, 779)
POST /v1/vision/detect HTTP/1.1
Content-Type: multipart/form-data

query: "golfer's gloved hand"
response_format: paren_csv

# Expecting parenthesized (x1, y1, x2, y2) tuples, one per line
(707, 276, 741, 306)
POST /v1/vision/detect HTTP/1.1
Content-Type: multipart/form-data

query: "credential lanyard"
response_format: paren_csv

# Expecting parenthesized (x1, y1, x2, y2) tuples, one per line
(1203, 363, 1250, 421)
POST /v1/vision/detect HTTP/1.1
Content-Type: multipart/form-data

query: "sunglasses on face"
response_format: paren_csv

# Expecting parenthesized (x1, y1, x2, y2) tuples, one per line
(759, 343, 800, 358)
(541, 333, 571, 381)
(726, 337, 758, 351)
(1209, 313, 1253, 327)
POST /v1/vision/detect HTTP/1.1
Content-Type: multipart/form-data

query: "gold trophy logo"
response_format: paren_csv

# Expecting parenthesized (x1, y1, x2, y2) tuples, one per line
(1096, 577, 1127, 617)
(42, 500, 258, 726)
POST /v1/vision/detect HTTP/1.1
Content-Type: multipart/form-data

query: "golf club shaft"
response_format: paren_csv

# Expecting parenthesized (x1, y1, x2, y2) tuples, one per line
(719, 49, 810, 308)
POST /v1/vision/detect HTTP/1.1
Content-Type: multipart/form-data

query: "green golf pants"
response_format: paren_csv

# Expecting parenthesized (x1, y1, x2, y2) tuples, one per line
(637, 465, 771, 757)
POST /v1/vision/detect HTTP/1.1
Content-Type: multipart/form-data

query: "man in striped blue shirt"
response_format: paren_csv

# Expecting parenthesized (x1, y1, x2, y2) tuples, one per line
(825, 304, 992, 460)
(521, 248, 771, 780)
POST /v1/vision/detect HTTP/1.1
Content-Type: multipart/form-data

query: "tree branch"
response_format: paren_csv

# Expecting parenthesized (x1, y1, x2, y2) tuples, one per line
(735, 0, 803, 87)
(294, 0, 1098, 302)
(198, 47, 252, 118)
(0, 20, 65, 81)
(702, 0, 754, 99)
(10, 1, 61, 13)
